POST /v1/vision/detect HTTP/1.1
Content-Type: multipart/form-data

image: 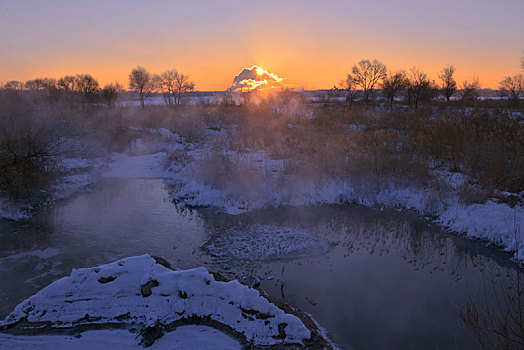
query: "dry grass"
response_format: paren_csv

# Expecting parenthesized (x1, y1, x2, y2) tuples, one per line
(1, 90, 521, 206)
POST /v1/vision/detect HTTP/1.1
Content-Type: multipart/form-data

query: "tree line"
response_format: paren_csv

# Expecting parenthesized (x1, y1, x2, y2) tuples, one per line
(339, 58, 523, 109)
(1, 58, 522, 110)
(0, 66, 195, 110)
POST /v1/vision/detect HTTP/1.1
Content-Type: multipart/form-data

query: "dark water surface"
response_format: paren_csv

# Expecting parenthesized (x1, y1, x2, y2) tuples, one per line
(0, 178, 520, 349)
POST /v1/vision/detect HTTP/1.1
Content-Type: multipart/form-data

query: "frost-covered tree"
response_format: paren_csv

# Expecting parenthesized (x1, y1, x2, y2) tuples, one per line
(151, 74, 170, 105)
(128, 66, 151, 108)
(351, 59, 387, 104)
(438, 65, 457, 103)
(161, 69, 178, 105)
(173, 72, 195, 106)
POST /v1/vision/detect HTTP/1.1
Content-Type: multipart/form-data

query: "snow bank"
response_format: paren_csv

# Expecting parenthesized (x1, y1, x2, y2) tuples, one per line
(170, 153, 524, 262)
(439, 199, 524, 260)
(0, 157, 102, 221)
(0, 255, 316, 347)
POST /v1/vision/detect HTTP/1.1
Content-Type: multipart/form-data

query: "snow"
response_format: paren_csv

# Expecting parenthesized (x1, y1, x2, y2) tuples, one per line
(0, 157, 102, 221)
(0, 198, 31, 221)
(169, 151, 524, 261)
(439, 200, 524, 259)
(150, 325, 241, 349)
(0, 255, 312, 347)
(0, 326, 242, 350)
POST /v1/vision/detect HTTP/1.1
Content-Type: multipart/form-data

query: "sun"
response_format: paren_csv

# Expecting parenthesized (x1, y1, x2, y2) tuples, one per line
(256, 67, 264, 76)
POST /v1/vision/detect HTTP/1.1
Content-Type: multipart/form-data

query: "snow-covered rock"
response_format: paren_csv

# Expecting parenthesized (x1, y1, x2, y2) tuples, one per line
(0, 255, 333, 348)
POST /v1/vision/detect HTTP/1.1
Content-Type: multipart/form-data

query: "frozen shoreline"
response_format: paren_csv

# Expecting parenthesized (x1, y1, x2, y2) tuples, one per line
(169, 149, 524, 262)
(2, 127, 522, 263)
(0, 156, 105, 221)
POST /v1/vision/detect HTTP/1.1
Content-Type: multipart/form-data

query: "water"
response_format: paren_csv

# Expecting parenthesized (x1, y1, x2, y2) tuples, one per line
(0, 178, 520, 349)
(0, 178, 208, 318)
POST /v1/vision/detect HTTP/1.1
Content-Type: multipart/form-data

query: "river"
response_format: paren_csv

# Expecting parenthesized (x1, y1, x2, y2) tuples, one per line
(0, 177, 520, 349)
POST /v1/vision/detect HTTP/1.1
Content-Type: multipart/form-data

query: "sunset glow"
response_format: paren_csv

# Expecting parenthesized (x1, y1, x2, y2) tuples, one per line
(0, 1, 522, 89)
(231, 65, 284, 92)
(0, 2, 523, 349)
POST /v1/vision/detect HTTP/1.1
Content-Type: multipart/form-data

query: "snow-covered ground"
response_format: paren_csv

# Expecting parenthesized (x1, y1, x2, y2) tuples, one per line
(0, 126, 182, 221)
(0, 255, 333, 348)
(2, 121, 522, 263)
(0, 156, 105, 221)
(168, 148, 524, 262)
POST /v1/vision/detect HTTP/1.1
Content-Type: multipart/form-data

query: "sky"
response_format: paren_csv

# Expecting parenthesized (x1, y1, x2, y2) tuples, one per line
(0, 0, 522, 90)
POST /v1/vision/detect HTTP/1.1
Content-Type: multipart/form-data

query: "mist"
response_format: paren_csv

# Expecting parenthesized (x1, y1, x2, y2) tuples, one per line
(1, 62, 523, 349)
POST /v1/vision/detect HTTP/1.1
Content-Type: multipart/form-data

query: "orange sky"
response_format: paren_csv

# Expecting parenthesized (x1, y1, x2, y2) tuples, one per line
(0, 1, 522, 90)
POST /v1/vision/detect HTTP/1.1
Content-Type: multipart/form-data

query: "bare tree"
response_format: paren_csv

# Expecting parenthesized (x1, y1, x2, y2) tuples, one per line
(173, 72, 195, 106)
(128, 66, 151, 108)
(24, 78, 59, 104)
(459, 78, 480, 102)
(381, 70, 409, 109)
(160, 69, 179, 105)
(3, 80, 24, 91)
(58, 75, 76, 91)
(351, 59, 387, 104)
(338, 73, 357, 107)
(0, 103, 69, 199)
(41, 78, 59, 104)
(407, 68, 437, 111)
(151, 74, 170, 105)
(25, 78, 46, 91)
(438, 65, 457, 103)
(102, 82, 123, 109)
(58, 75, 77, 106)
(499, 73, 523, 107)
(75, 74, 99, 110)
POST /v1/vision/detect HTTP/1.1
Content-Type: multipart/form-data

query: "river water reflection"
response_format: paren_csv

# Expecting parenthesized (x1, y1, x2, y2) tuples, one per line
(0, 178, 519, 349)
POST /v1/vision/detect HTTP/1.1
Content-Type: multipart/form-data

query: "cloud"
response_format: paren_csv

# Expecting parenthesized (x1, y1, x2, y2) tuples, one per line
(231, 65, 283, 92)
